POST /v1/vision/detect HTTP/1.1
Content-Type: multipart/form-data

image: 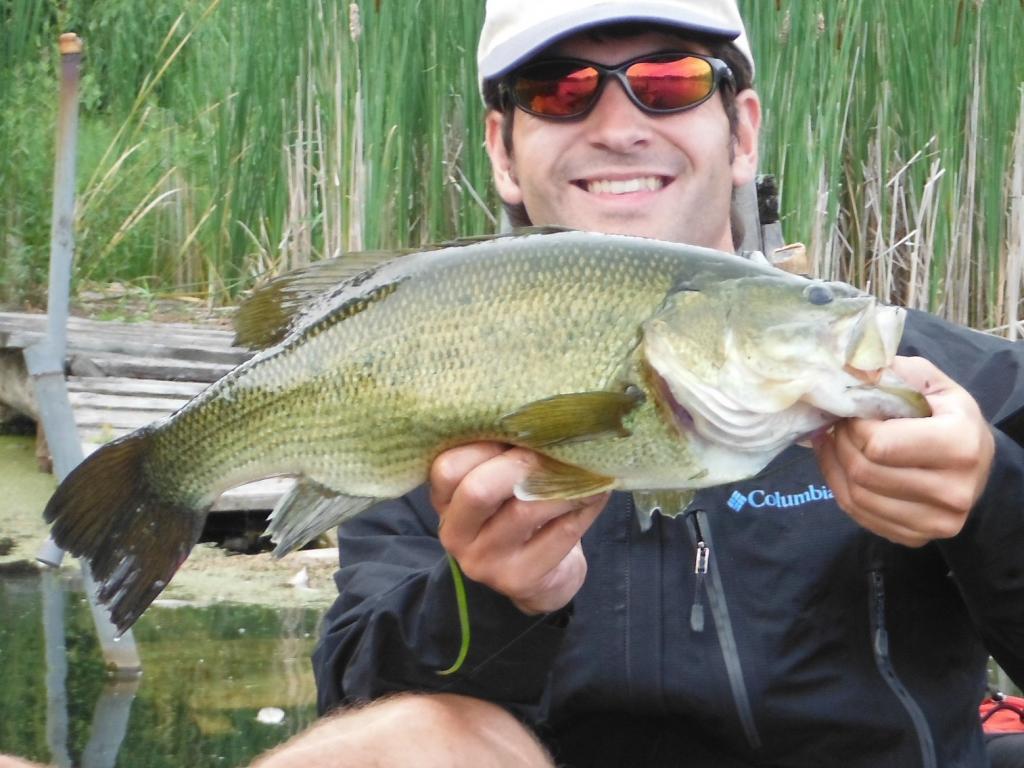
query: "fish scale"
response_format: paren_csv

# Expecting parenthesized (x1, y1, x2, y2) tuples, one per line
(42, 230, 928, 632)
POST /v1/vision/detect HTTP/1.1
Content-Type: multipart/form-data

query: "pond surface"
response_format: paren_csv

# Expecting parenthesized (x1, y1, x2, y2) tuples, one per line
(1, 433, 325, 767)
(0, 572, 322, 767)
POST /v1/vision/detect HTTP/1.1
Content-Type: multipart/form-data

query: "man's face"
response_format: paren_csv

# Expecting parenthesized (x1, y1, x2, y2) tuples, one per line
(485, 31, 761, 249)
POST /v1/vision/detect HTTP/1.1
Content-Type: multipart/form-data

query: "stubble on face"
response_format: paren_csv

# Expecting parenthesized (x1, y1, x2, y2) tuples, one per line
(487, 32, 759, 250)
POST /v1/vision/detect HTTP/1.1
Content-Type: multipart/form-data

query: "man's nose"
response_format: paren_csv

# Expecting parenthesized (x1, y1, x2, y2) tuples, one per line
(583, 77, 653, 151)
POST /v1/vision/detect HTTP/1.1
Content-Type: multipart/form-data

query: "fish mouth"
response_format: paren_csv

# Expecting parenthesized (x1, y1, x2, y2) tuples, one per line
(843, 302, 905, 374)
(572, 174, 673, 196)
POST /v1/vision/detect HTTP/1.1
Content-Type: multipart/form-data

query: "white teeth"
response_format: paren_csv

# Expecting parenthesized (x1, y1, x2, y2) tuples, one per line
(586, 176, 664, 195)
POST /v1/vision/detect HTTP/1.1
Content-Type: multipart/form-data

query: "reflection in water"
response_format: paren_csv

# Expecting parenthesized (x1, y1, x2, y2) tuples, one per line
(1, 572, 322, 767)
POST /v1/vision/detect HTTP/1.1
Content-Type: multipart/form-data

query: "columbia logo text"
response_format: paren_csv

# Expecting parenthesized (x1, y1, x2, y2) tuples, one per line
(726, 484, 834, 512)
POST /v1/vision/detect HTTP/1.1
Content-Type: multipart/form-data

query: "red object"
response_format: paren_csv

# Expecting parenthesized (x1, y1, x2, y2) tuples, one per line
(981, 695, 1024, 734)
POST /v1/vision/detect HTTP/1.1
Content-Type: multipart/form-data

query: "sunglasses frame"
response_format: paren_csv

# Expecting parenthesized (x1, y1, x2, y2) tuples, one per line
(502, 51, 735, 120)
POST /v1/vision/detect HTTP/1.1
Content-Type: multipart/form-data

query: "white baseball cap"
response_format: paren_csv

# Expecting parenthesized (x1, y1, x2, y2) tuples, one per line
(478, 0, 754, 93)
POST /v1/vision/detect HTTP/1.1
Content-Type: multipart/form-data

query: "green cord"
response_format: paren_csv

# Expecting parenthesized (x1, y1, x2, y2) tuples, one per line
(437, 553, 471, 676)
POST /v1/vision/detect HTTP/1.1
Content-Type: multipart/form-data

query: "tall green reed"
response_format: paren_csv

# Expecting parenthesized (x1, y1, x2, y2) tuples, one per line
(745, 0, 1024, 331)
(2, 0, 1023, 334)
(1, 0, 491, 303)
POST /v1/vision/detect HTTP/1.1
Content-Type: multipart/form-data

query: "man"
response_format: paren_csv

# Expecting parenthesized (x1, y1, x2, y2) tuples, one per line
(255, 1, 1024, 766)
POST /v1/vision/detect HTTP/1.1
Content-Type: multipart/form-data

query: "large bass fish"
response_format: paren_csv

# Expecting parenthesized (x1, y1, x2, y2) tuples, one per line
(45, 229, 928, 632)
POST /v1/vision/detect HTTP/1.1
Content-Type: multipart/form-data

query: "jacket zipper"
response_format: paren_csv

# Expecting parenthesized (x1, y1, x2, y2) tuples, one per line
(867, 562, 937, 768)
(690, 529, 710, 633)
(687, 510, 762, 751)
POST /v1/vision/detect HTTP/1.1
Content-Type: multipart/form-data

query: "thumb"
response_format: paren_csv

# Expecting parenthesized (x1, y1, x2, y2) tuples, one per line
(889, 356, 976, 418)
(890, 355, 953, 397)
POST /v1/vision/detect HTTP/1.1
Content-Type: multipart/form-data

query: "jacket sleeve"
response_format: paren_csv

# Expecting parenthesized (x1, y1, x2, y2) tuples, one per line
(938, 431, 1024, 686)
(901, 310, 1024, 686)
(310, 485, 570, 720)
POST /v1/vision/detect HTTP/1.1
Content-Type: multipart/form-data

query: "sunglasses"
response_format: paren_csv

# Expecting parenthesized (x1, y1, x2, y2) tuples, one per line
(503, 52, 734, 120)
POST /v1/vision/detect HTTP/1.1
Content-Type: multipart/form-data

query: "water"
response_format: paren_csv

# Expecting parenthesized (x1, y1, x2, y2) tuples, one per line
(0, 434, 57, 557)
(0, 433, 324, 767)
(0, 572, 322, 767)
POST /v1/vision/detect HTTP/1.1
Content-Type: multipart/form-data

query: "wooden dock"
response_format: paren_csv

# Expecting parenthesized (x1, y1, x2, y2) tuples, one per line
(0, 310, 292, 511)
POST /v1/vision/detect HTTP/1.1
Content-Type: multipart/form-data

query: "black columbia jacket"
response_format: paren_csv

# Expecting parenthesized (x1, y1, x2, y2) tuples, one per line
(312, 310, 1024, 768)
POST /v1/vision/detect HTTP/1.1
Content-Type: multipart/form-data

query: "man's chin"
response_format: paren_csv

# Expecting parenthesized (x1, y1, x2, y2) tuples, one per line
(563, 219, 693, 245)
(544, 212, 662, 239)
(530, 205, 728, 248)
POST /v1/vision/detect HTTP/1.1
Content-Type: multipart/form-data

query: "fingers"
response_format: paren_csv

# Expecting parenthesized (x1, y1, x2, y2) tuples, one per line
(481, 493, 606, 579)
(829, 413, 991, 474)
(429, 442, 508, 514)
(871, 356, 990, 465)
(480, 498, 606, 615)
(434, 446, 559, 548)
(502, 494, 606, 563)
(427, 443, 608, 614)
(814, 366, 995, 547)
(816, 431, 965, 546)
(888, 355, 948, 395)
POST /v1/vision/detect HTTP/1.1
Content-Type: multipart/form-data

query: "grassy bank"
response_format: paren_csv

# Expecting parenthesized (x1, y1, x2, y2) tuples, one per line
(2, 1, 1023, 333)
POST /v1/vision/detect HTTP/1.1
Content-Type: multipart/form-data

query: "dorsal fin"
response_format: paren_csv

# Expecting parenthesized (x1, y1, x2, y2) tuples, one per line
(233, 250, 413, 349)
(233, 227, 576, 349)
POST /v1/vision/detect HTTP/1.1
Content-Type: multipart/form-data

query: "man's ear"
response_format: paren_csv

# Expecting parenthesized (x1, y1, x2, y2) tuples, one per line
(730, 89, 761, 188)
(485, 110, 524, 206)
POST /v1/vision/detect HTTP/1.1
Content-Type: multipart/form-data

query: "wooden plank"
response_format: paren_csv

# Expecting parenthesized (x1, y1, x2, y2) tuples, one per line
(68, 353, 234, 382)
(0, 311, 289, 513)
(67, 391, 190, 413)
(74, 408, 169, 431)
(0, 314, 251, 365)
(79, 429, 130, 446)
(66, 376, 208, 398)
(3, 330, 249, 366)
(65, 315, 234, 339)
(0, 311, 237, 341)
(214, 478, 294, 511)
(2, 325, 248, 363)
(0, 319, 237, 346)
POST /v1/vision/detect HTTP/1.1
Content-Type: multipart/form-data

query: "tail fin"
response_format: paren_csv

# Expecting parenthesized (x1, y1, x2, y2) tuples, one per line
(44, 429, 207, 633)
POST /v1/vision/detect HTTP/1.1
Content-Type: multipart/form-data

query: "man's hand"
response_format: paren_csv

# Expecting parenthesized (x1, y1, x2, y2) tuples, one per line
(430, 443, 608, 615)
(813, 356, 995, 547)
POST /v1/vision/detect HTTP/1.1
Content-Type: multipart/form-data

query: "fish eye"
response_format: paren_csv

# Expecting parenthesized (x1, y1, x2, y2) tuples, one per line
(804, 284, 834, 306)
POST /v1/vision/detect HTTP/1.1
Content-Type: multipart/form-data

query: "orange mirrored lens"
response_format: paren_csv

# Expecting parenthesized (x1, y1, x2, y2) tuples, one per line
(514, 65, 599, 117)
(626, 57, 714, 110)
(512, 55, 717, 117)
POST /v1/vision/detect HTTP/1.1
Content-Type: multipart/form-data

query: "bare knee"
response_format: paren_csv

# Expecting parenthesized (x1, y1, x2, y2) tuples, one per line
(0, 757, 50, 768)
(251, 692, 554, 768)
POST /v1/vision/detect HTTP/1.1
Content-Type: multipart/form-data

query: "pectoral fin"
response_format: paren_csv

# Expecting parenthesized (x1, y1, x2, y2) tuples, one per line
(514, 456, 616, 501)
(632, 490, 696, 532)
(501, 389, 643, 448)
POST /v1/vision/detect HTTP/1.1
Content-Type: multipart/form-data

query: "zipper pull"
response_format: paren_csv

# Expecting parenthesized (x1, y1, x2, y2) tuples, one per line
(691, 539, 710, 632)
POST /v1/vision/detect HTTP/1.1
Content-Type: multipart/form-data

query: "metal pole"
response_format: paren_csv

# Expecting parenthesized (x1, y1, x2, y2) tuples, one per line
(34, 32, 83, 571)
(31, 32, 141, 671)
(80, 677, 141, 768)
(47, 33, 82, 359)
(41, 570, 72, 768)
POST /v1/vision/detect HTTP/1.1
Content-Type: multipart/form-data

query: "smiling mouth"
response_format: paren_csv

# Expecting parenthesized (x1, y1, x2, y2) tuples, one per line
(576, 176, 670, 195)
